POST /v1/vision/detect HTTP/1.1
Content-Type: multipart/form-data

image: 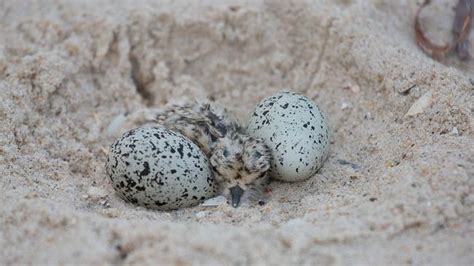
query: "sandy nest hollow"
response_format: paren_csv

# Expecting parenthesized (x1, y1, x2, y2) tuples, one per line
(1, 0, 473, 265)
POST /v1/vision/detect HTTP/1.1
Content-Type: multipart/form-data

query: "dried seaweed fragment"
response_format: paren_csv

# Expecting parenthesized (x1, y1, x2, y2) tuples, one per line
(453, 0, 474, 59)
(414, 0, 473, 60)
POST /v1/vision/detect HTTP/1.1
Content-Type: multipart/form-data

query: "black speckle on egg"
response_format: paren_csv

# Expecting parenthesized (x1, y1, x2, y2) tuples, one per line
(140, 162, 150, 177)
(154, 200, 167, 206)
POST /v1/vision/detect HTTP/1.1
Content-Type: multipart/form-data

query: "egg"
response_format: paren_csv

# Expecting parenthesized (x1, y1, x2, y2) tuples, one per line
(247, 91, 329, 182)
(106, 126, 216, 210)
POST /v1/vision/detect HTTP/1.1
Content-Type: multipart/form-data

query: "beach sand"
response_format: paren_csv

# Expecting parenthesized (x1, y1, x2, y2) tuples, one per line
(1, 0, 473, 264)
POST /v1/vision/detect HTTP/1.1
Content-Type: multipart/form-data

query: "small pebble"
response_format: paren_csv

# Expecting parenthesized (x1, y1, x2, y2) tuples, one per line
(405, 91, 432, 117)
(201, 196, 228, 207)
(451, 127, 459, 135)
(87, 186, 108, 202)
(107, 113, 127, 136)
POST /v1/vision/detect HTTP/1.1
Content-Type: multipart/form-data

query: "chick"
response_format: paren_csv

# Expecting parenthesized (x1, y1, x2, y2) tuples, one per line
(155, 102, 272, 207)
(209, 131, 272, 206)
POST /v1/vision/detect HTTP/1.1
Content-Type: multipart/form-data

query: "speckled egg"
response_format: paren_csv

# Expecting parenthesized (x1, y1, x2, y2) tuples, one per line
(106, 126, 216, 210)
(247, 91, 329, 182)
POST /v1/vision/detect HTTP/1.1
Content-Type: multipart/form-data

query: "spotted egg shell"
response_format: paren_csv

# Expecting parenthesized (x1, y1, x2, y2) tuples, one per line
(247, 91, 330, 182)
(106, 126, 216, 210)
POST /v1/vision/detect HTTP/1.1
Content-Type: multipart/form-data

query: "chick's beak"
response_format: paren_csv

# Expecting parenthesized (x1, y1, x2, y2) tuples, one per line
(229, 185, 244, 207)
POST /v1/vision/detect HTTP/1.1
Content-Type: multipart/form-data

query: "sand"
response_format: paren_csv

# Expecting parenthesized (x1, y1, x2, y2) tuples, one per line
(1, 0, 473, 265)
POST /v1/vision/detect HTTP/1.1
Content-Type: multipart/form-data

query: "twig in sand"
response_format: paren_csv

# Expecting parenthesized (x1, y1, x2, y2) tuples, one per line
(414, 0, 473, 60)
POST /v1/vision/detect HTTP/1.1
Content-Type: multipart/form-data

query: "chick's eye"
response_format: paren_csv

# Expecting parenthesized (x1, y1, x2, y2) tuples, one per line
(253, 151, 262, 160)
(223, 149, 229, 157)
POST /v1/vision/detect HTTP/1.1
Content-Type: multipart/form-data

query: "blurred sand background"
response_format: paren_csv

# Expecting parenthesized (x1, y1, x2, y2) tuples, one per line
(1, 0, 473, 264)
